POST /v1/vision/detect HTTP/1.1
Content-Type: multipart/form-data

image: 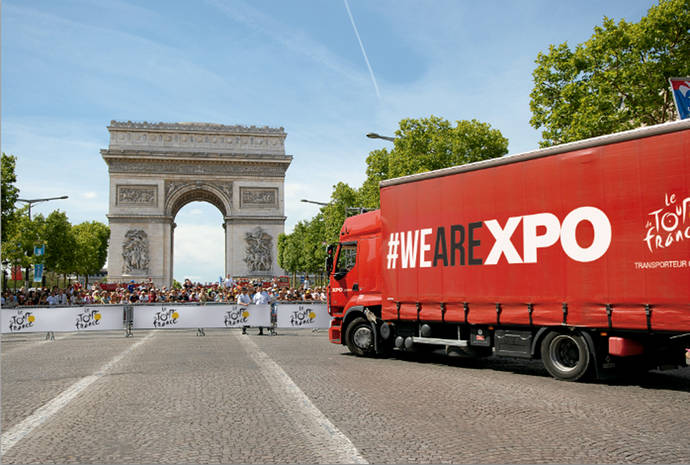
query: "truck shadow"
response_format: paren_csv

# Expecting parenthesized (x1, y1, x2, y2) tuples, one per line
(377, 350, 690, 392)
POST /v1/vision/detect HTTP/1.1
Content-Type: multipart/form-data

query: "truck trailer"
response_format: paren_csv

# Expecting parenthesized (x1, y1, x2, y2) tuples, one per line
(326, 119, 690, 381)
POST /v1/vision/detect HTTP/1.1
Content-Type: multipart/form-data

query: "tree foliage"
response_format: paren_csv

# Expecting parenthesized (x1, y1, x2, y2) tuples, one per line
(72, 221, 110, 285)
(279, 115, 508, 276)
(359, 116, 508, 207)
(322, 182, 362, 242)
(45, 210, 77, 276)
(1, 207, 45, 269)
(278, 214, 328, 277)
(530, 0, 690, 146)
(2, 153, 20, 243)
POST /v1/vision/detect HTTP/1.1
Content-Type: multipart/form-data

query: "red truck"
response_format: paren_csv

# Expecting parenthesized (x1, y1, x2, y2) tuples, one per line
(326, 120, 690, 381)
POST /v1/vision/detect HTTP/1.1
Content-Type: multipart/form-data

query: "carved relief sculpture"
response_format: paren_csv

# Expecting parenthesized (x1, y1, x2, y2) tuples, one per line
(240, 187, 278, 208)
(243, 227, 273, 272)
(122, 229, 150, 274)
(117, 185, 157, 206)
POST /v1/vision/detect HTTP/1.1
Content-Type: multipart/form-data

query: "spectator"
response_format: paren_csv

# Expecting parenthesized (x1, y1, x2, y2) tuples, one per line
(236, 288, 251, 335)
(252, 286, 270, 335)
(46, 292, 59, 306)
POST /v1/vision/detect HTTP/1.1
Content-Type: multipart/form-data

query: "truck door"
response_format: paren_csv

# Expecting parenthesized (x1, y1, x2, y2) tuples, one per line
(331, 241, 358, 308)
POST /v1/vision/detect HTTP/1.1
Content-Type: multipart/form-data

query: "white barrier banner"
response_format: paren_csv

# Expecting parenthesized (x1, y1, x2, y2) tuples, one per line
(131, 304, 271, 329)
(276, 303, 331, 329)
(1, 306, 124, 334)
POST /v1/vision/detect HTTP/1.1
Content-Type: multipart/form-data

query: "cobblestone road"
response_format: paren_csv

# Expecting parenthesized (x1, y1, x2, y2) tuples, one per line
(2, 329, 689, 464)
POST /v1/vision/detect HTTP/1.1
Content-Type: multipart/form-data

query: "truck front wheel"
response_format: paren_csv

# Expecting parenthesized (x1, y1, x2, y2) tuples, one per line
(541, 331, 591, 381)
(345, 317, 376, 357)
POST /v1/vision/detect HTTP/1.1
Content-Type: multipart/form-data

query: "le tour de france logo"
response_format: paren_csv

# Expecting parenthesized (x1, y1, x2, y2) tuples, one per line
(8, 310, 35, 332)
(224, 306, 249, 327)
(289, 305, 316, 327)
(644, 192, 690, 253)
(75, 308, 102, 329)
(153, 307, 179, 328)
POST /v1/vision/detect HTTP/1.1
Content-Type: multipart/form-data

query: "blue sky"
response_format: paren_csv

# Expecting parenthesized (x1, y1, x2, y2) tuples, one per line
(2, 0, 654, 283)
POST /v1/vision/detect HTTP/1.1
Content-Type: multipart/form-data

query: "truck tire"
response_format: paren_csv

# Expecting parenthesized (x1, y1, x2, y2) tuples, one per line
(345, 317, 376, 357)
(540, 331, 591, 381)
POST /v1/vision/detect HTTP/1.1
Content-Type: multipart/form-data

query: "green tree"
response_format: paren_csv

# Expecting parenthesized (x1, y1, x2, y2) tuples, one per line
(1, 153, 20, 243)
(322, 182, 362, 243)
(278, 225, 304, 283)
(359, 116, 508, 207)
(530, 0, 690, 147)
(302, 213, 327, 275)
(44, 210, 76, 286)
(72, 221, 110, 286)
(2, 208, 46, 285)
(281, 115, 508, 279)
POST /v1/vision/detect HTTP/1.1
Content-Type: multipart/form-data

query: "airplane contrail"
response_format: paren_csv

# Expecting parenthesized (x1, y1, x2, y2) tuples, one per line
(344, 0, 381, 99)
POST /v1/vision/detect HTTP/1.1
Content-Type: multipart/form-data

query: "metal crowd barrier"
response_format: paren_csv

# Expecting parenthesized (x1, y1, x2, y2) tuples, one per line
(1, 301, 330, 339)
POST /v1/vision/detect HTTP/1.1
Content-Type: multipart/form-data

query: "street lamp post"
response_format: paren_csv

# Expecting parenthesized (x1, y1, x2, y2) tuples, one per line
(16, 195, 69, 220)
(300, 199, 330, 206)
(301, 199, 371, 216)
(15, 195, 68, 286)
(366, 132, 395, 142)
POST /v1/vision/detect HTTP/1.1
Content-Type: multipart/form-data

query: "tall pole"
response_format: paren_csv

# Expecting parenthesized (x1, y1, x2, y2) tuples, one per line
(16, 195, 68, 287)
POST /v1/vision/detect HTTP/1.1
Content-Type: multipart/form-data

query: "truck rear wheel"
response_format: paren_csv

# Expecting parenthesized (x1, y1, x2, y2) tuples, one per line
(345, 317, 376, 357)
(541, 331, 591, 381)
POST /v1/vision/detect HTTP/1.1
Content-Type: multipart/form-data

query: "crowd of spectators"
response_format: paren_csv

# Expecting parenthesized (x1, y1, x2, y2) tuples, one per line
(1, 277, 327, 308)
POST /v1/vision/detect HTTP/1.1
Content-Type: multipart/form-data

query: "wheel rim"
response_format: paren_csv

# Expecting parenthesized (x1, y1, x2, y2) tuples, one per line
(549, 335, 581, 373)
(352, 325, 373, 350)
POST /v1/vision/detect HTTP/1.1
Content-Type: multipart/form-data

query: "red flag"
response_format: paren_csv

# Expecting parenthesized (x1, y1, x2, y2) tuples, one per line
(11, 266, 23, 281)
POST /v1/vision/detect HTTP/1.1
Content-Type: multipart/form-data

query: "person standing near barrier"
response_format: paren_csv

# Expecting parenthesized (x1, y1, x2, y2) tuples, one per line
(223, 274, 235, 290)
(252, 286, 270, 335)
(237, 288, 251, 335)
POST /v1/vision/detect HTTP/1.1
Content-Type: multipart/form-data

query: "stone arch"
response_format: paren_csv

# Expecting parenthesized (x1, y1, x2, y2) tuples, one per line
(101, 121, 293, 287)
(165, 182, 231, 218)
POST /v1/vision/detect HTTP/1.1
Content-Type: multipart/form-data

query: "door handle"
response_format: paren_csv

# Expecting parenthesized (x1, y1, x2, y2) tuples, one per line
(352, 283, 359, 291)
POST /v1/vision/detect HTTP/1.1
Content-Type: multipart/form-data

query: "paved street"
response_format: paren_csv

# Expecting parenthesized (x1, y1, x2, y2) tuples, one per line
(1, 328, 689, 464)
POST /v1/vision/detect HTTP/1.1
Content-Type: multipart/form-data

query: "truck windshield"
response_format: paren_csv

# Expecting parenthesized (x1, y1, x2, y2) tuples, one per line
(335, 243, 357, 276)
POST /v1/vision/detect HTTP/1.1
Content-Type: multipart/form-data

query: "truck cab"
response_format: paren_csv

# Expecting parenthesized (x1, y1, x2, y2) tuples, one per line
(327, 210, 382, 346)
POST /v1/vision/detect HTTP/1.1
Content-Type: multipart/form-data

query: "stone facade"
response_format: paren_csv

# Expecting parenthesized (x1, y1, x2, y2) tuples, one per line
(102, 121, 292, 287)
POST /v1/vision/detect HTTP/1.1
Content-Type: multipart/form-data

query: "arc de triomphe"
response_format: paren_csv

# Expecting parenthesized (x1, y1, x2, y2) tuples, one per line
(101, 121, 292, 287)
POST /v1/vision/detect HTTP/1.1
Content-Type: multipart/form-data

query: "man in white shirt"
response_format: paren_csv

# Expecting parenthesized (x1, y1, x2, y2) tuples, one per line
(46, 292, 59, 306)
(237, 288, 251, 335)
(224, 274, 236, 290)
(252, 287, 270, 335)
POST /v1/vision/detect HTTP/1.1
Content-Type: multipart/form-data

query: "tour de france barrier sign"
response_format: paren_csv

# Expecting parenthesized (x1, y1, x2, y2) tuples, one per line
(1, 303, 331, 334)
(276, 303, 331, 329)
(1, 306, 125, 333)
(132, 304, 272, 329)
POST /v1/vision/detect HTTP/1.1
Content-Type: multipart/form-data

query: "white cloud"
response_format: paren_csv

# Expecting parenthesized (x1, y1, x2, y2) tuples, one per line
(172, 223, 225, 284)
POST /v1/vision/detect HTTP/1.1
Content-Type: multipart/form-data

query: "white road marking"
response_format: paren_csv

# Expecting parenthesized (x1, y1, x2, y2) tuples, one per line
(0, 331, 155, 455)
(235, 333, 368, 464)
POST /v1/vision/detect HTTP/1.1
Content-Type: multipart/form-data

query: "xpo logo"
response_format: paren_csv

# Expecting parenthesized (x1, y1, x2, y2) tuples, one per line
(386, 206, 612, 269)
(485, 206, 612, 264)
